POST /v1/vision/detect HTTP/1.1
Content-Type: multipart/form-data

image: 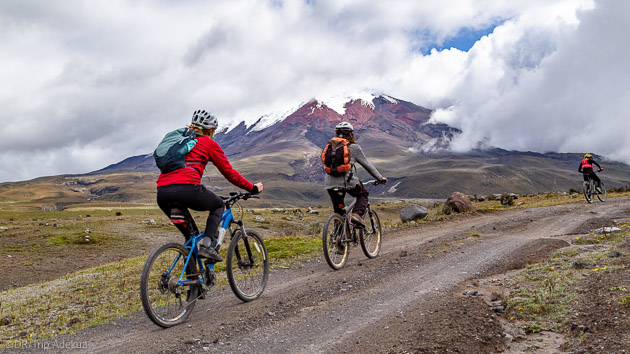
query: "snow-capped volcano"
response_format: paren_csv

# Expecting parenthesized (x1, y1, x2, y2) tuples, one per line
(214, 93, 460, 159)
(222, 92, 402, 134)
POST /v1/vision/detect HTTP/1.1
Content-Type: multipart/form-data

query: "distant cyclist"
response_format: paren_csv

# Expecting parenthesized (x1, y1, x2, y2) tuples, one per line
(578, 153, 603, 193)
(156, 110, 263, 263)
(322, 122, 387, 227)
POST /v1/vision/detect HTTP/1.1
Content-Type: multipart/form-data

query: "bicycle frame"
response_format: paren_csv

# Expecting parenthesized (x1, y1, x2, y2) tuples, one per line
(169, 205, 235, 290)
(173, 231, 207, 288)
(337, 187, 377, 244)
(170, 193, 255, 289)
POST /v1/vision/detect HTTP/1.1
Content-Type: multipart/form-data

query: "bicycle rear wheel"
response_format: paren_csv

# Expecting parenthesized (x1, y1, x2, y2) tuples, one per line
(140, 242, 199, 328)
(597, 181, 607, 202)
(322, 213, 348, 270)
(583, 181, 593, 204)
(360, 207, 382, 258)
(226, 229, 269, 302)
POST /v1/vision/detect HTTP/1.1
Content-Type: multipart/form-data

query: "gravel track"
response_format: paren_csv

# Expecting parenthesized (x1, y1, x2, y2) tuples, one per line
(34, 196, 630, 353)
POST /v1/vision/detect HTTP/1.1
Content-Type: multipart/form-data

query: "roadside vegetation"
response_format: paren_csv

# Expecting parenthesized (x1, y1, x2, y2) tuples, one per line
(503, 221, 630, 348)
(0, 191, 629, 348)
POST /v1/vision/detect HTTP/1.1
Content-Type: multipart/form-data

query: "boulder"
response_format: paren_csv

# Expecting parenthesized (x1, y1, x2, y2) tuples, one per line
(442, 192, 475, 214)
(400, 204, 428, 222)
(500, 193, 518, 206)
(488, 194, 502, 201)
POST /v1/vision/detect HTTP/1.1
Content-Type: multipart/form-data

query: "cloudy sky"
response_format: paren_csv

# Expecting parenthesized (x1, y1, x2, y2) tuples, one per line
(1, 0, 628, 182)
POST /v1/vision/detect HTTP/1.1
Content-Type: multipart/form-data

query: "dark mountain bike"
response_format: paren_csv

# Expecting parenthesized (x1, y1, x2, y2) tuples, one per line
(322, 180, 383, 270)
(583, 171, 607, 204)
(140, 192, 269, 328)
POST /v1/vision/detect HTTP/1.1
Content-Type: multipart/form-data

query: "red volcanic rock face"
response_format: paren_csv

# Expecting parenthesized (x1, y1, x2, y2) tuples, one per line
(279, 96, 427, 131)
(342, 99, 378, 129)
(280, 100, 342, 129)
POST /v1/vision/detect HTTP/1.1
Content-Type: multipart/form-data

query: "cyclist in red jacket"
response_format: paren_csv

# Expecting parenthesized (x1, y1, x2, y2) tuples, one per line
(578, 153, 603, 193)
(156, 110, 263, 263)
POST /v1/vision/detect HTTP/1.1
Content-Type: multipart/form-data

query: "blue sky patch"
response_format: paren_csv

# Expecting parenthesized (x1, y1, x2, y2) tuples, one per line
(429, 23, 501, 53)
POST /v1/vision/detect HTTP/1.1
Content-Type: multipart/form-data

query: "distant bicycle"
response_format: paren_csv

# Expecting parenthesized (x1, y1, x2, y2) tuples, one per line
(140, 192, 269, 328)
(583, 171, 607, 204)
(322, 180, 383, 270)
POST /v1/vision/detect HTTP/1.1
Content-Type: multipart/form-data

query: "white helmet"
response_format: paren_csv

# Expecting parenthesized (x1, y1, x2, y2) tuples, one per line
(191, 110, 218, 130)
(335, 121, 354, 135)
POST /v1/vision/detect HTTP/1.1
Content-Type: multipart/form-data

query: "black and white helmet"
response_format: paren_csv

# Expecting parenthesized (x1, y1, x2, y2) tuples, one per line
(191, 110, 218, 130)
(335, 121, 354, 136)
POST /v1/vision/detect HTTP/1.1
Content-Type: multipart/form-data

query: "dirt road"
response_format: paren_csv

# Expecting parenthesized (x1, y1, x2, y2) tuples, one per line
(52, 197, 630, 353)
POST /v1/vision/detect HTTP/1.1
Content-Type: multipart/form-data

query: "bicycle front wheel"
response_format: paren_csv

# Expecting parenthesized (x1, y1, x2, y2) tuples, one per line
(140, 242, 199, 328)
(322, 213, 348, 270)
(583, 181, 593, 204)
(360, 207, 382, 258)
(597, 181, 607, 202)
(226, 229, 269, 302)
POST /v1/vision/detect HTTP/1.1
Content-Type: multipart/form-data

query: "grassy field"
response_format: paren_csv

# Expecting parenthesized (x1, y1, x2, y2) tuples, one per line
(1, 191, 629, 348)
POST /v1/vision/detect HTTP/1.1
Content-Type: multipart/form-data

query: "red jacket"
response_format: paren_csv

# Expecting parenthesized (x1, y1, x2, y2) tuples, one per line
(578, 158, 601, 173)
(156, 135, 254, 192)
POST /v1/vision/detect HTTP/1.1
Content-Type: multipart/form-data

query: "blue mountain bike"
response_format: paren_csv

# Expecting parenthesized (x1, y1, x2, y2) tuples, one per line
(140, 192, 269, 328)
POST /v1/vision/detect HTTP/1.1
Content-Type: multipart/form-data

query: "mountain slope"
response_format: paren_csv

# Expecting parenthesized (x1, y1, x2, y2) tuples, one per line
(213, 94, 459, 158)
(2, 94, 629, 208)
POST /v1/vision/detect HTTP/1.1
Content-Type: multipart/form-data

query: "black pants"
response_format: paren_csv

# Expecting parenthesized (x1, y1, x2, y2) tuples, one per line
(157, 184, 224, 242)
(327, 184, 369, 217)
(583, 170, 601, 188)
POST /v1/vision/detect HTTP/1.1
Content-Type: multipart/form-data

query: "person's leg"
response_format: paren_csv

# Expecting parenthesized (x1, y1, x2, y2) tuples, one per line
(347, 184, 368, 226)
(327, 188, 347, 254)
(181, 185, 224, 240)
(158, 184, 224, 262)
(591, 172, 602, 190)
(183, 186, 225, 262)
(328, 188, 347, 215)
(347, 184, 368, 217)
(157, 185, 193, 238)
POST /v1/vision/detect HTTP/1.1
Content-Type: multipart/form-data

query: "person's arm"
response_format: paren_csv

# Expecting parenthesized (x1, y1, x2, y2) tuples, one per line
(207, 140, 256, 192)
(591, 159, 602, 171)
(578, 162, 583, 173)
(352, 144, 384, 181)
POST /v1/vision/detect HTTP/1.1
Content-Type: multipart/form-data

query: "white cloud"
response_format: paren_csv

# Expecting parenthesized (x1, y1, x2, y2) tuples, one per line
(0, 0, 627, 182)
(436, 0, 630, 165)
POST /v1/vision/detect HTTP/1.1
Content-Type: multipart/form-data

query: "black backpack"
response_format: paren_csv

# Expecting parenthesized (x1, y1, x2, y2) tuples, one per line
(153, 128, 199, 174)
(321, 137, 352, 176)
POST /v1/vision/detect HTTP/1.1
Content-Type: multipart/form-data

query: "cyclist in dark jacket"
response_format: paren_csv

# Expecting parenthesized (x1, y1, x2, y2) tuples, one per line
(578, 153, 603, 192)
(156, 110, 263, 263)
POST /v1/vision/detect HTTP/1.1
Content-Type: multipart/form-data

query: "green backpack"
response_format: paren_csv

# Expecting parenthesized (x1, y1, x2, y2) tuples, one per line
(153, 128, 199, 174)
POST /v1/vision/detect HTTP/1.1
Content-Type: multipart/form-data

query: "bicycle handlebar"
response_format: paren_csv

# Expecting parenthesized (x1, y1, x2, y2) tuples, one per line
(221, 191, 259, 206)
(363, 179, 386, 186)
